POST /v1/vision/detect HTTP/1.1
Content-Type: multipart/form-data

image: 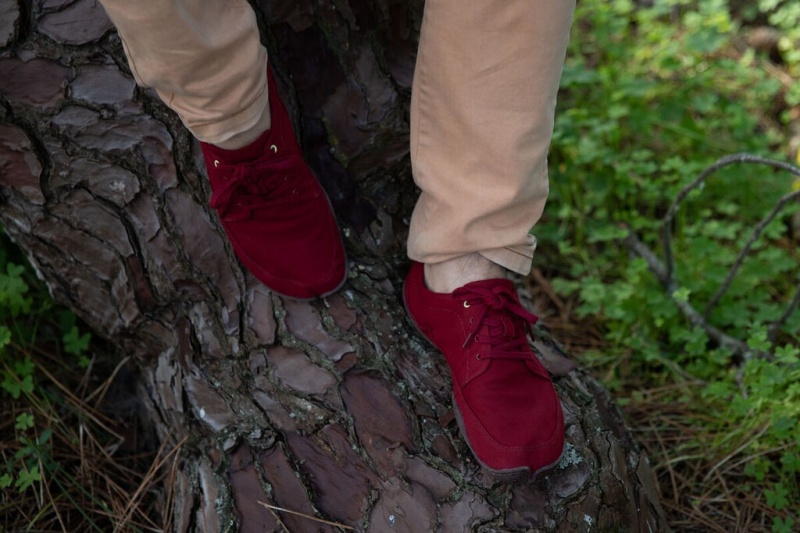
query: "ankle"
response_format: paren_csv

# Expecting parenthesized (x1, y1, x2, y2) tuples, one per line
(423, 253, 506, 294)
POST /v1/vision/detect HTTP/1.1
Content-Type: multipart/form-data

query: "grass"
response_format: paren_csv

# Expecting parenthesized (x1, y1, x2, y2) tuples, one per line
(530, 272, 797, 532)
(528, 3, 800, 530)
(0, 236, 170, 532)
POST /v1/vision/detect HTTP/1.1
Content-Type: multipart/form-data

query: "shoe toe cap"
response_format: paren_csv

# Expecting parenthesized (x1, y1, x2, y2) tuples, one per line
(457, 374, 564, 473)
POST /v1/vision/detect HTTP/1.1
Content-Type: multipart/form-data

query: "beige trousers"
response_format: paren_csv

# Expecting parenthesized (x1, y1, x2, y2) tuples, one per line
(99, 0, 575, 275)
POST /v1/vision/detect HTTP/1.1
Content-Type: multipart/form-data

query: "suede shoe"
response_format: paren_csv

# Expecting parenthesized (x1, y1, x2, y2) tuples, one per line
(200, 68, 346, 300)
(403, 261, 563, 482)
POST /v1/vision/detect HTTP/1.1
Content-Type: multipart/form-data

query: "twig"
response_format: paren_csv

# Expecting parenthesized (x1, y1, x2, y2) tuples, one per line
(38, 452, 68, 533)
(257, 501, 355, 530)
(113, 436, 187, 533)
(629, 153, 800, 359)
(768, 282, 800, 344)
(720, 441, 793, 474)
(85, 356, 131, 405)
(15, 342, 124, 440)
(162, 438, 182, 533)
(703, 424, 770, 483)
(661, 153, 800, 285)
(530, 267, 568, 317)
(625, 233, 753, 358)
(651, 416, 680, 506)
(704, 189, 800, 318)
(263, 505, 291, 533)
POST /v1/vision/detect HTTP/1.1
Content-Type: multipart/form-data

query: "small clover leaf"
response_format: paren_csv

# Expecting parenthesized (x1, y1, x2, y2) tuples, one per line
(765, 483, 789, 511)
(15, 413, 34, 431)
(63, 326, 91, 356)
(14, 465, 41, 493)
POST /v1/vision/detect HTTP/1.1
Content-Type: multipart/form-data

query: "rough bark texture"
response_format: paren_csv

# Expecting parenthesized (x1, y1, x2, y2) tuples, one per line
(0, 1, 669, 531)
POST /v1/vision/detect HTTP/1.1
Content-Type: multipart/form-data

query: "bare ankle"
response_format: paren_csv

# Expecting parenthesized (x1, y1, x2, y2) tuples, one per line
(423, 253, 506, 294)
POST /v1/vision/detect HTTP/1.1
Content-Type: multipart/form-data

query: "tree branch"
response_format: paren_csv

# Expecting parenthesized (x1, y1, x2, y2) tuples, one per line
(625, 232, 753, 359)
(661, 153, 800, 286)
(629, 153, 800, 361)
(704, 189, 800, 318)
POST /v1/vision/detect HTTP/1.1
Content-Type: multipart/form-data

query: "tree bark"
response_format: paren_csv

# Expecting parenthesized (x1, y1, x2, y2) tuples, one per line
(0, 0, 670, 531)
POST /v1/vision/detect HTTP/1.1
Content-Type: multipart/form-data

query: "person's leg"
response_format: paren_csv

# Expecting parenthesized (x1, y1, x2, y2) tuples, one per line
(99, 0, 346, 298)
(404, 0, 576, 480)
(99, 0, 270, 148)
(408, 0, 576, 290)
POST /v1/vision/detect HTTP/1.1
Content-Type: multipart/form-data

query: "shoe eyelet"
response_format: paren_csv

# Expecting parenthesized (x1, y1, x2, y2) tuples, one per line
(469, 317, 474, 324)
(463, 301, 470, 308)
(270, 144, 278, 153)
(475, 354, 481, 360)
(213, 159, 220, 168)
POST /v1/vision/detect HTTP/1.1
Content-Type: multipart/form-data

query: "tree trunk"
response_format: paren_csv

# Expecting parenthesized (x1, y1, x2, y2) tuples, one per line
(0, 0, 670, 531)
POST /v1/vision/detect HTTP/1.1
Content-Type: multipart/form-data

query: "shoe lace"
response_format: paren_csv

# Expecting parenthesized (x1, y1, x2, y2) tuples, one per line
(453, 283, 539, 361)
(209, 156, 297, 218)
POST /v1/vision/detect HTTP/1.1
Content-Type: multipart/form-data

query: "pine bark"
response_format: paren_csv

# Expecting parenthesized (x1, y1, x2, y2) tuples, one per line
(0, 0, 669, 531)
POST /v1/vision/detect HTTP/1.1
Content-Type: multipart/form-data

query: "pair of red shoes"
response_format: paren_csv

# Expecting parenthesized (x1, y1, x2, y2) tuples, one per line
(200, 67, 563, 481)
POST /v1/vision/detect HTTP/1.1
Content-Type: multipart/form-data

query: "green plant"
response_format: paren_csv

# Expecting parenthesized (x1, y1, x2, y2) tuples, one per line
(742, 0, 800, 77)
(540, 0, 800, 528)
(0, 260, 43, 498)
(0, 231, 161, 531)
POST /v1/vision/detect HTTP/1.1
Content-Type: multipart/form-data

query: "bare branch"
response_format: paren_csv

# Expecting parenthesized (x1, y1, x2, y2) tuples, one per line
(625, 232, 753, 359)
(661, 153, 800, 285)
(641, 153, 800, 357)
(768, 283, 800, 343)
(704, 189, 800, 317)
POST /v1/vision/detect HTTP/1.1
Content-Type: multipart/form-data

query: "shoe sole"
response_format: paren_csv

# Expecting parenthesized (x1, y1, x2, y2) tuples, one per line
(272, 264, 348, 302)
(402, 280, 562, 484)
(241, 256, 347, 302)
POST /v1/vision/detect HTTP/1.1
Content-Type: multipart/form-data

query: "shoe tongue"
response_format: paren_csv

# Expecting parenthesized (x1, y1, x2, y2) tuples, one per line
(456, 277, 526, 340)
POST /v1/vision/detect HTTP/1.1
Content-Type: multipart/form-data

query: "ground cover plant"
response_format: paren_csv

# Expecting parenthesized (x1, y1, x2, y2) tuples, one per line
(535, 0, 800, 530)
(0, 232, 164, 531)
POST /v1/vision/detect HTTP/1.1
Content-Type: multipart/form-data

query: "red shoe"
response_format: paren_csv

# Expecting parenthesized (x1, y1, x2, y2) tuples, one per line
(403, 261, 563, 482)
(200, 68, 346, 300)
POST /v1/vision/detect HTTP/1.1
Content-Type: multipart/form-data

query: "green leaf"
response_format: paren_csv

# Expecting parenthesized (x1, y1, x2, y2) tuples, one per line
(0, 263, 31, 316)
(671, 287, 691, 303)
(588, 223, 629, 243)
(15, 413, 34, 431)
(780, 453, 800, 474)
(63, 326, 91, 356)
(773, 516, 795, 533)
(19, 374, 34, 397)
(0, 326, 10, 349)
(14, 357, 34, 377)
(765, 483, 789, 510)
(38, 428, 52, 446)
(0, 473, 12, 488)
(14, 465, 41, 492)
(747, 325, 772, 353)
(2, 373, 22, 400)
(775, 345, 800, 365)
